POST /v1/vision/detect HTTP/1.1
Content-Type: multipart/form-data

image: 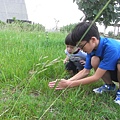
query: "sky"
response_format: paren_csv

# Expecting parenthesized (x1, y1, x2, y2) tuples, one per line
(24, 0, 117, 34)
(25, 0, 84, 29)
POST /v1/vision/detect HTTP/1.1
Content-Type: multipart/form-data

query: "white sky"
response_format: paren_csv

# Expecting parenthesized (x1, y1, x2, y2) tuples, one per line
(24, 0, 117, 34)
(25, 0, 84, 29)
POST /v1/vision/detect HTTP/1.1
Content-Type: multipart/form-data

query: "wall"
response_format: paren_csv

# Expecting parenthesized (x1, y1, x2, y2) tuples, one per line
(0, 0, 28, 22)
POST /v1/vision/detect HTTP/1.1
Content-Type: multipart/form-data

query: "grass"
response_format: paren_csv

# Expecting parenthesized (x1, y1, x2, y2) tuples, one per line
(0, 28, 120, 120)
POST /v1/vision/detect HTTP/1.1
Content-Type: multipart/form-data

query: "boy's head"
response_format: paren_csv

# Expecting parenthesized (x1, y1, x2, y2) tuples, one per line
(65, 33, 76, 46)
(71, 21, 100, 53)
(71, 21, 100, 44)
(65, 33, 79, 54)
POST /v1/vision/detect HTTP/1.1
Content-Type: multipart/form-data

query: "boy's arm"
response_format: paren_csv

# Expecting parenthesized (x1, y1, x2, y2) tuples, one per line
(63, 56, 69, 63)
(49, 68, 106, 90)
(67, 68, 106, 88)
(68, 68, 90, 81)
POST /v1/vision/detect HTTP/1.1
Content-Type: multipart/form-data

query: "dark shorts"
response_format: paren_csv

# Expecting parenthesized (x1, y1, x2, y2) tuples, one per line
(109, 70, 118, 82)
(109, 59, 120, 82)
(65, 60, 84, 74)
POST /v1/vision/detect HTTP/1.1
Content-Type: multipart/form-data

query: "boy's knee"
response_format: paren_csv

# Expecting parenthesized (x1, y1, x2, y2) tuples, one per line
(91, 56, 100, 68)
(117, 59, 120, 64)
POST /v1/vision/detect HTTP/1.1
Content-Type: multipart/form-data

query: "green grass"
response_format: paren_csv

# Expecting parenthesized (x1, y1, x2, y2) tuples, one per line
(0, 29, 120, 120)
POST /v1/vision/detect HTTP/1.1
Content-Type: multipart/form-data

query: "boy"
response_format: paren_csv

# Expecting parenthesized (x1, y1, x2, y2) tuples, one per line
(64, 33, 87, 76)
(49, 21, 120, 105)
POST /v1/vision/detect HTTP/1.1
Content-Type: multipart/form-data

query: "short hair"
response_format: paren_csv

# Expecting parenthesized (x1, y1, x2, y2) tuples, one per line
(71, 21, 100, 44)
(65, 33, 76, 46)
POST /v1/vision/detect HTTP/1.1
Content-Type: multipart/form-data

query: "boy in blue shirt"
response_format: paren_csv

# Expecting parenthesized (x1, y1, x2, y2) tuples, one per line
(49, 21, 120, 105)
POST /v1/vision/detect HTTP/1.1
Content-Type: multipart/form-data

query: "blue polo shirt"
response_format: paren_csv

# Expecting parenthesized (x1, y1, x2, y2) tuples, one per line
(85, 37, 120, 70)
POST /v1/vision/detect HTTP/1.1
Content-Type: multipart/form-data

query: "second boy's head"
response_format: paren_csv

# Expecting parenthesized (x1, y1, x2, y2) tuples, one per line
(65, 33, 79, 54)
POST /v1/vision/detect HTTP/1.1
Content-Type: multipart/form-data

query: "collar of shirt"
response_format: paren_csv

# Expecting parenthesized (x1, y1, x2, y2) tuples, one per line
(94, 37, 105, 56)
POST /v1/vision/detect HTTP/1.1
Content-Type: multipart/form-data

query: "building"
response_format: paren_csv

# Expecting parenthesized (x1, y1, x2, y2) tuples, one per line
(0, 0, 28, 22)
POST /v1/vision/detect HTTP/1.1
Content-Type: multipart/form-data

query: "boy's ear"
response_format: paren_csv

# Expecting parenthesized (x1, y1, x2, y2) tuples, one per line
(91, 37, 97, 43)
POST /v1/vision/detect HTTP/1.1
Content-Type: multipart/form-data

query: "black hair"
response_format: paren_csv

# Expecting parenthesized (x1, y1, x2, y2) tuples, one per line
(71, 21, 100, 44)
(65, 33, 76, 46)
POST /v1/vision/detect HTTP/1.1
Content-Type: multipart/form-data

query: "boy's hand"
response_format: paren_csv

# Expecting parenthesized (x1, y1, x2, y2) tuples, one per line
(49, 79, 69, 90)
(63, 59, 68, 64)
(80, 60, 85, 65)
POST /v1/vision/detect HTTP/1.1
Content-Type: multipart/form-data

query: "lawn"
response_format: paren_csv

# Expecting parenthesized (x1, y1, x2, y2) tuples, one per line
(0, 27, 120, 120)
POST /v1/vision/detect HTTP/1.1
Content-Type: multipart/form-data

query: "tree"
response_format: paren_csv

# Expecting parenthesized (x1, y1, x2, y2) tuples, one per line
(73, 0, 120, 28)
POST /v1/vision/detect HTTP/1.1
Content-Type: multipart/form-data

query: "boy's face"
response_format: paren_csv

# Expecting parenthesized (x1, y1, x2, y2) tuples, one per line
(78, 37, 98, 53)
(66, 45, 78, 54)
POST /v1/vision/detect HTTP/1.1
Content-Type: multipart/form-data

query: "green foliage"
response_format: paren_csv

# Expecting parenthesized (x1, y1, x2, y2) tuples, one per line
(60, 23, 77, 33)
(0, 31, 66, 82)
(108, 31, 114, 37)
(115, 32, 120, 39)
(0, 19, 45, 32)
(0, 20, 5, 24)
(0, 28, 120, 119)
(73, 0, 120, 27)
